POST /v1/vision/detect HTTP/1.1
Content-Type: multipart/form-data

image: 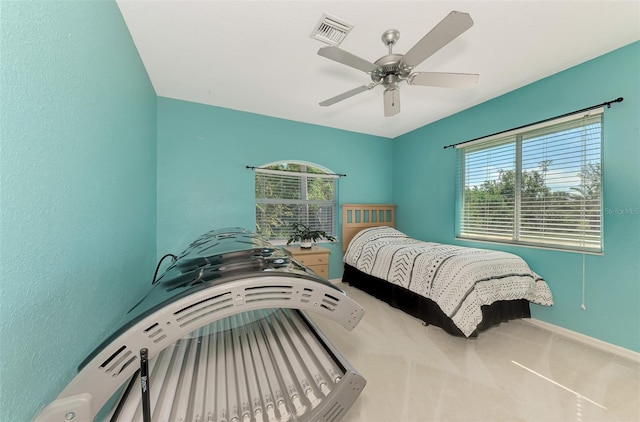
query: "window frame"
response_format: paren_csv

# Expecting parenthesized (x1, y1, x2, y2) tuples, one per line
(456, 109, 604, 254)
(254, 161, 338, 245)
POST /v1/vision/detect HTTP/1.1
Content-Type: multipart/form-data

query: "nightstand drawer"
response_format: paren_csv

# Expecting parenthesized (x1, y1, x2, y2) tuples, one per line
(283, 245, 331, 279)
(295, 253, 328, 266)
(308, 264, 328, 278)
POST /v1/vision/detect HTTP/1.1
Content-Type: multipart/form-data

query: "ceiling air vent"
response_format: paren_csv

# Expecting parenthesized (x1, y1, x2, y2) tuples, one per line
(310, 14, 353, 46)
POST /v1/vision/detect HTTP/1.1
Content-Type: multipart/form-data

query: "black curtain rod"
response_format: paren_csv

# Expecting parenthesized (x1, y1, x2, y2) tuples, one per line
(246, 166, 346, 177)
(443, 96, 624, 150)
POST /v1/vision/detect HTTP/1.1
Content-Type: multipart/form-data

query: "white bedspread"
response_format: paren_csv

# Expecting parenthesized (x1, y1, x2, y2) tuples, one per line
(343, 227, 553, 336)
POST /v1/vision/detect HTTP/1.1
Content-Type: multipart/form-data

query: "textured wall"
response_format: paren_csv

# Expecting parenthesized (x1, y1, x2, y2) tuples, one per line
(156, 97, 394, 279)
(0, 1, 157, 419)
(1, 3, 636, 420)
(392, 42, 640, 352)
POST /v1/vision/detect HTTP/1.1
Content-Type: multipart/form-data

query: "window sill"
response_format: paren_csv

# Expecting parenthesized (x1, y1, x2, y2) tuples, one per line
(455, 236, 604, 256)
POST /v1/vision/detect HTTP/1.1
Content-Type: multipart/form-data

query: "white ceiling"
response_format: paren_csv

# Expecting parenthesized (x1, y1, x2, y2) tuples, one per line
(116, 1, 639, 138)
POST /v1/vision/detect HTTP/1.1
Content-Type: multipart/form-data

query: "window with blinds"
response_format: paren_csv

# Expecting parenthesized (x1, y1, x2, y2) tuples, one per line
(457, 109, 603, 252)
(255, 162, 337, 242)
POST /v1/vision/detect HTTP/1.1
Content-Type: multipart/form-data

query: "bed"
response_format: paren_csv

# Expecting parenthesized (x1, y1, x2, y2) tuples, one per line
(341, 204, 553, 337)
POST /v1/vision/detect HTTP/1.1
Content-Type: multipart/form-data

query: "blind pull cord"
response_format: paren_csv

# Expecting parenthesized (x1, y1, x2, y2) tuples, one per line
(581, 253, 587, 311)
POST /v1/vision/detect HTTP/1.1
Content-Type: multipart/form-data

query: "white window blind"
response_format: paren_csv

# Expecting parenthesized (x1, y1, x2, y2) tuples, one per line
(255, 164, 337, 241)
(458, 110, 603, 252)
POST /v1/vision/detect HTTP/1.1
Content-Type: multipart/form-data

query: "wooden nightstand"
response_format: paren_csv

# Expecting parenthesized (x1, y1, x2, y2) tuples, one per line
(283, 245, 330, 278)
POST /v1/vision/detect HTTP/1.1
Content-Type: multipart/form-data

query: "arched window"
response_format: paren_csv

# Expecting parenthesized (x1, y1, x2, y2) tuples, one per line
(255, 161, 337, 242)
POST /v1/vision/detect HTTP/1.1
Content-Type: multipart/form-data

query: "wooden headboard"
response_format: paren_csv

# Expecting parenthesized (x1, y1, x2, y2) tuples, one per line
(341, 204, 396, 252)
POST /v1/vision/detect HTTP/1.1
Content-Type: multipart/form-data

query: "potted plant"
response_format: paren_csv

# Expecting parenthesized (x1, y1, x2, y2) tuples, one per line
(286, 223, 336, 249)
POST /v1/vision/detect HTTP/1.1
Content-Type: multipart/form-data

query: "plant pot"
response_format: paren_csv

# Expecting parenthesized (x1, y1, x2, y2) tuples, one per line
(300, 239, 312, 249)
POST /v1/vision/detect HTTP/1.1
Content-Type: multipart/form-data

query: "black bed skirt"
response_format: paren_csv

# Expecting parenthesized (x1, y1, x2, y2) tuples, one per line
(342, 264, 531, 337)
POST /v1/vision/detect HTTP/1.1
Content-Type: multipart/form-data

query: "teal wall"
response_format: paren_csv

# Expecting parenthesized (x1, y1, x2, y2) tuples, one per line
(0, 1, 157, 420)
(393, 42, 640, 352)
(157, 97, 393, 278)
(0, 1, 636, 418)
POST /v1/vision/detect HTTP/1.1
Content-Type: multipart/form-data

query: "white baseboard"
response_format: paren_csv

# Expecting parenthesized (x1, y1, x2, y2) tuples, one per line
(524, 318, 640, 363)
(333, 277, 639, 362)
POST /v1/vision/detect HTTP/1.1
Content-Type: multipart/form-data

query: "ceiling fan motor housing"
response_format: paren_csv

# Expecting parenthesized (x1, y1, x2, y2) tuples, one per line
(371, 54, 411, 85)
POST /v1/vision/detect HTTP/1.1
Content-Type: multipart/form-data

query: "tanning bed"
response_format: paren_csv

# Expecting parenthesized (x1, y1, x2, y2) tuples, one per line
(34, 228, 366, 422)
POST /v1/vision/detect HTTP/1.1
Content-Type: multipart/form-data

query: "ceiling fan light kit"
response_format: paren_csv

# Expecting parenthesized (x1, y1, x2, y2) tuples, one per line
(317, 11, 479, 117)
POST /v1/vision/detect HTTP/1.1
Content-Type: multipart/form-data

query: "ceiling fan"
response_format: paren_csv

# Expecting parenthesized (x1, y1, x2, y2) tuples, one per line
(317, 11, 479, 117)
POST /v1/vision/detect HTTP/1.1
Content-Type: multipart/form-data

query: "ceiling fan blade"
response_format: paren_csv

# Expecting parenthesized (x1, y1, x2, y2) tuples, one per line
(408, 72, 479, 88)
(319, 84, 374, 107)
(383, 88, 400, 117)
(402, 11, 474, 68)
(318, 46, 381, 74)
